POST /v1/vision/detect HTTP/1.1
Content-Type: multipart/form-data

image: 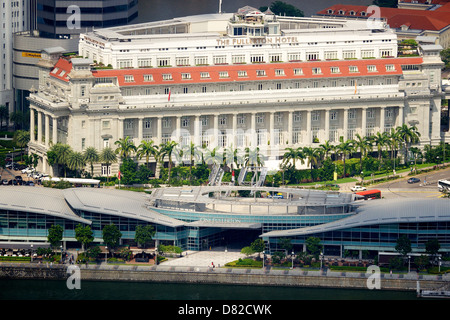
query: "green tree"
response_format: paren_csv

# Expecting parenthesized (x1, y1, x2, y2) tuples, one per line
(261, 1, 304, 17)
(9, 111, 24, 131)
(396, 124, 421, 164)
(159, 140, 179, 182)
(441, 48, 450, 69)
(134, 225, 156, 248)
(425, 239, 440, 264)
(305, 237, 322, 259)
(282, 147, 304, 169)
(102, 224, 122, 250)
(75, 224, 94, 251)
(395, 235, 412, 260)
(13, 130, 30, 161)
(67, 151, 86, 177)
(100, 147, 117, 182)
(137, 140, 159, 170)
(336, 137, 354, 178)
(83, 146, 100, 177)
(47, 224, 64, 251)
(353, 133, 370, 172)
(49, 143, 73, 177)
(0, 105, 8, 130)
(114, 136, 137, 160)
(250, 238, 265, 259)
(372, 131, 389, 170)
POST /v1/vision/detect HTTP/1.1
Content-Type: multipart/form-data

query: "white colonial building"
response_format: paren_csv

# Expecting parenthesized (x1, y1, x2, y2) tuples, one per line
(27, 6, 447, 177)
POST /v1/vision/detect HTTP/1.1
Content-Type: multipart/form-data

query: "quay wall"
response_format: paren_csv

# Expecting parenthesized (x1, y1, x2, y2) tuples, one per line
(0, 264, 447, 292)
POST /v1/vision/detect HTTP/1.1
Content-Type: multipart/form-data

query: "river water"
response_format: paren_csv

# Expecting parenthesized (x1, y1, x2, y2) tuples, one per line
(135, 0, 373, 23)
(0, 279, 418, 300)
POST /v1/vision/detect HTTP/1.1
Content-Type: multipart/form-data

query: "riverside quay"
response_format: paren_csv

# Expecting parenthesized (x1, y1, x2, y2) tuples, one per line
(0, 185, 449, 258)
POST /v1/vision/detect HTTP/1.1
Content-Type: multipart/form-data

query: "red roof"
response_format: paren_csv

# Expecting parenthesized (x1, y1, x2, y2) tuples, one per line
(317, 4, 450, 31)
(92, 57, 423, 87)
(50, 58, 72, 82)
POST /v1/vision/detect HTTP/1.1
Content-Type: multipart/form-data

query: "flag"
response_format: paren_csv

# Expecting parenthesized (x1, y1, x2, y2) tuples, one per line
(118, 171, 121, 180)
(168, 88, 171, 101)
(231, 170, 235, 182)
(354, 80, 357, 94)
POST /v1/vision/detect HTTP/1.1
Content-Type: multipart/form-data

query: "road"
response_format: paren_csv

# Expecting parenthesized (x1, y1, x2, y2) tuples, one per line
(374, 166, 450, 199)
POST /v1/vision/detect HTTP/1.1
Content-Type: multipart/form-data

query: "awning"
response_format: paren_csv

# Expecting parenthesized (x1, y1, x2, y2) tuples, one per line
(186, 220, 262, 229)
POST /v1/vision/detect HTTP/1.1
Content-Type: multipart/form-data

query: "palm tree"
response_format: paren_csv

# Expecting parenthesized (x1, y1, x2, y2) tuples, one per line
(49, 143, 73, 177)
(13, 130, 30, 161)
(224, 144, 244, 170)
(319, 140, 333, 160)
(409, 147, 422, 173)
(182, 142, 202, 183)
(203, 146, 223, 166)
(100, 147, 117, 182)
(282, 147, 303, 169)
(159, 140, 178, 182)
(372, 131, 389, 170)
(137, 140, 159, 170)
(336, 137, 354, 178)
(353, 133, 369, 172)
(244, 146, 264, 168)
(302, 147, 320, 177)
(67, 151, 86, 177)
(386, 128, 401, 166)
(114, 136, 137, 160)
(396, 124, 421, 164)
(83, 147, 100, 177)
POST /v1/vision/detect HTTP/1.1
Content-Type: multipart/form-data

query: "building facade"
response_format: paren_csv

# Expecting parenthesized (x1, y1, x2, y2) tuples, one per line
(36, 0, 138, 39)
(27, 7, 446, 176)
(0, 0, 30, 118)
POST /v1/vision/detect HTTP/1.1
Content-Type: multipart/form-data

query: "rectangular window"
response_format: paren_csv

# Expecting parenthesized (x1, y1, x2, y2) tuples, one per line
(200, 72, 210, 79)
(349, 66, 358, 73)
(293, 68, 303, 75)
(275, 69, 285, 76)
(330, 67, 340, 74)
(367, 65, 377, 72)
(124, 75, 134, 82)
(312, 68, 321, 75)
(256, 70, 266, 77)
(343, 50, 356, 59)
(181, 73, 191, 80)
(238, 70, 247, 77)
(157, 58, 170, 67)
(213, 55, 227, 65)
(219, 71, 229, 78)
(162, 74, 173, 81)
(232, 55, 245, 64)
(143, 74, 153, 82)
(138, 58, 151, 68)
(176, 57, 190, 66)
(195, 56, 208, 65)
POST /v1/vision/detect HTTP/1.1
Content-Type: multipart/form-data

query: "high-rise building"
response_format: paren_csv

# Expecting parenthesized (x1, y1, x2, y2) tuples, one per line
(36, 0, 138, 39)
(0, 0, 30, 120)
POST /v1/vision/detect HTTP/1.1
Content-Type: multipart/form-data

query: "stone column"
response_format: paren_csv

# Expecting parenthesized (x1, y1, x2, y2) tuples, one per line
(138, 117, 143, 143)
(361, 108, 367, 137)
(232, 113, 238, 147)
(194, 115, 201, 147)
(176, 116, 181, 143)
(397, 106, 404, 127)
(30, 108, 35, 143)
(380, 107, 385, 133)
(52, 117, 58, 145)
(306, 110, 311, 144)
(118, 118, 124, 141)
(37, 111, 42, 145)
(287, 111, 293, 146)
(343, 108, 348, 140)
(156, 116, 162, 145)
(45, 114, 50, 147)
(269, 111, 275, 145)
(212, 114, 219, 148)
(324, 110, 329, 142)
(251, 112, 256, 147)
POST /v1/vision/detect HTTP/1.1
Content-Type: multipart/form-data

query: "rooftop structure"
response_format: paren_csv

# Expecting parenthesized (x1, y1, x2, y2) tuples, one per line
(315, 2, 450, 48)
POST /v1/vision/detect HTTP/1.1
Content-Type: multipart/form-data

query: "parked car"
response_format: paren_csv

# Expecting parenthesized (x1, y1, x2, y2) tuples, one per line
(25, 181, 35, 186)
(2, 179, 8, 185)
(351, 185, 367, 192)
(407, 177, 420, 184)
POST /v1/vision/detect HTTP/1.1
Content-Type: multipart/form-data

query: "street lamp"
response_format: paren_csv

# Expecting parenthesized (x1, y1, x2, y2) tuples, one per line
(105, 246, 108, 264)
(320, 252, 324, 270)
(30, 244, 33, 262)
(291, 251, 294, 269)
(408, 255, 411, 273)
